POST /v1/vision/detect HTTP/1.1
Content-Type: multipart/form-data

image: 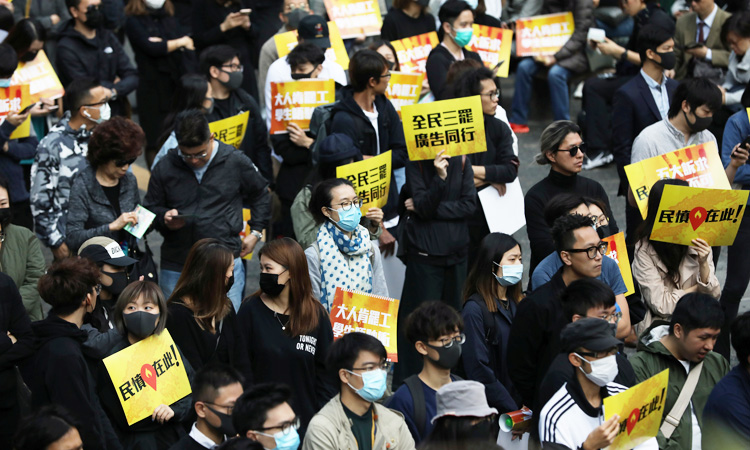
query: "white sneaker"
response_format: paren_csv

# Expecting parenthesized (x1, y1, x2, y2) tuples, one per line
(582, 153, 614, 170)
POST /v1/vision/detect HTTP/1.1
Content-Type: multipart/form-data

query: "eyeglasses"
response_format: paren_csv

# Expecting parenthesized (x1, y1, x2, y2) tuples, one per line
(257, 417, 301, 435)
(480, 90, 500, 100)
(329, 199, 362, 211)
(351, 361, 392, 372)
(565, 241, 608, 259)
(179, 149, 209, 161)
(221, 63, 244, 72)
(204, 402, 234, 415)
(553, 142, 587, 157)
(284, 3, 309, 12)
(601, 310, 623, 324)
(577, 348, 618, 359)
(589, 214, 609, 228)
(432, 333, 466, 348)
(94, 284, 102, 295)
(374, 72, 392, 79)
(115, 157, 137, 167)
(84, 99, 110, 108)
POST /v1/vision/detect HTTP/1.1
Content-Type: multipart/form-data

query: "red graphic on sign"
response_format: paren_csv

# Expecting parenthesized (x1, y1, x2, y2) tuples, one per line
(627, 408, 640, 435)
(141, 364, 157, 391)
(689, 207, 708, 231)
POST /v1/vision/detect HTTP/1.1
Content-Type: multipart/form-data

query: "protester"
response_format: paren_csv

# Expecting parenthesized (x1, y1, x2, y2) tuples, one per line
(501, 0, 543, 23)
(125, 0, 196, 158)
(12, 405, 84, 450)
(673, 0, 731, 80)
(538, 318, 657, 449)
(56, 0, 138, 117)
(302, 332, 415, 449)
(170, 364, 245, 449)
(165, 239, 252, 379)
(237, 238, 337, 436)
(233, 383, 301, 450)
(418, 380, 499, 450)
(472, 0, 502, 27)
(371, 40, 401, 72)
(630, 293, 729, 449)
(632, 179, 721, 333)
(305, 178, 387, 311)
(21, 257, 121, 449)
(144, 110, 270, 306)
(720, 12, 750, 108)
(380, 0, 436, 42)
(461, 233, 522, 414)
(66, 116, 144, 253)
(31, 78, 109, 260)
(388, 302, 464, 444)
(10, 0, 69, 38)
(425, 0, 481, 100)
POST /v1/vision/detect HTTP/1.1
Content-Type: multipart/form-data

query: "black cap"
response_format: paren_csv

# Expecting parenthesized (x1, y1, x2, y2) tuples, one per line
(560, 318, 621, 352)
(78, 236, 138, 267)
(319, 133, 361, 163)
(298, 15, 330, 50)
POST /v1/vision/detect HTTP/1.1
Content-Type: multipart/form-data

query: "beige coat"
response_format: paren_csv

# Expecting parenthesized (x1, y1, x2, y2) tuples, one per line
(632, 240, 721, 334)
(302, 394, 416, 450)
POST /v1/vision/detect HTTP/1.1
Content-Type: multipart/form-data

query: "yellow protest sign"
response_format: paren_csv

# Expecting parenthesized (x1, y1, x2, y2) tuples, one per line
(209, 111, 249, 149)
(385, 72, 423, 117)
(274, 22, 350, 68)
(601, 232, 634, 297)
(324, 0, 382, 39)
(391, 32, 439, 75)
(103, 330, 192, 426)
(401, 95, 487, 161)
(270, 79, 335, 134)
(336, 151, 392, 212)
(274, 31, 300, 58)
(649, 185, 749, 246)
(330, 287, 400, 361)
(515, 12, 574, 57)
(465, 25, 514, 78)
(10, 50, 64, 102)
(625, 142, 730, 218)
(604, 369, 668, 450)
(0, 85, 32, 140)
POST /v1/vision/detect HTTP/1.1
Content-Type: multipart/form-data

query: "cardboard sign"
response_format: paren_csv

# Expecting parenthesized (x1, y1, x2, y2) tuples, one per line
(0, 85, 32, 139)
(601, 232, 635, 297)
(625, 142, 731, 218)
(330, 287, 399, 361)
(10, 50, 65, 102)
(274, 22, 350, 68)
(604, 369, 669, 450)
(385, 72, 423, 117)
(515, 12, 574, 57)
(208, 111, 249, 149)
(650, 185, 749, 246)
(324, 0, 382, 39)
(336, 150, 392, 212)
(465, 25, 514, 77)
(269, 79, 335, 134)
(391, 32, 439, 75)
(103, 330, 192, 425)
(401, 95, 486, 161)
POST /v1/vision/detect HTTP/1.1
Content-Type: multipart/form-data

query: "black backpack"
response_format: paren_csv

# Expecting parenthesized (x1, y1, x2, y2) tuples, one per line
(385, 373, 463, 438)
(308, 101, 340, 165)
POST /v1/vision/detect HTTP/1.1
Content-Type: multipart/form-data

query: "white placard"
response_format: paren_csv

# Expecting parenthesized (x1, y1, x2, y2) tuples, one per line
(478, 178, 526, 235)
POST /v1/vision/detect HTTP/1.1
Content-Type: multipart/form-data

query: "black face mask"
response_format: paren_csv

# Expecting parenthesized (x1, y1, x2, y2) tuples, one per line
(123, 311, 159, 339)
(425, 342, 462, 370)
(102, 271, 129, 297)
(415, 0, 429, 6)
(597, 225, 612, 239)
(19, 50, 38, 63)
(226, 275, 234, 293)
(0, 207, 12, 229)
(205, 405, 236, 437)
(284, 8, 308, 30)
(654, 50, 675, 71)
(259, 271, 287, 297)
(83, 5, 103, 29)
(291, 68, 316, 80)
(683, 109, 713, 133)
(385, 60, 395, 70)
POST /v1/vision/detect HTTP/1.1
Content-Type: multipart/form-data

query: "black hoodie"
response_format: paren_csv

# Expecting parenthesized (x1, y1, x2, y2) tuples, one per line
(21, 315, 122, 450)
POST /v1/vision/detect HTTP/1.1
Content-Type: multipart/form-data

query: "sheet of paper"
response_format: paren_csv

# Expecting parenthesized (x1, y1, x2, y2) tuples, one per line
(497, 429, 529, 450)
(124, 205, 156, 239)
(478, 178, 525, 235)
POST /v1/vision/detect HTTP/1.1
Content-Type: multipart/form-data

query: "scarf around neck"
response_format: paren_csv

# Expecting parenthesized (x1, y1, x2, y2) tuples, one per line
(316, 221, 373, 311)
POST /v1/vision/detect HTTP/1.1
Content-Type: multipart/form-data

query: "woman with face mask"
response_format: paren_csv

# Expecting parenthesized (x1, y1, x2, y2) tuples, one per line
(237, 238, 336, 439)
(305, 178, 389, 312)
(461, 233, 523, 415)
(94, 280, 194, 450)
(380, 0, 436, 42)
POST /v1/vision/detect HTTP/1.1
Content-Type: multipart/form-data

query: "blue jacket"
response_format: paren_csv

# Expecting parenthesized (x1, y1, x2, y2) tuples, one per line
(0, 120, 38, 203)
(721, 108, 750, 203)
(702, 365, 750, 447)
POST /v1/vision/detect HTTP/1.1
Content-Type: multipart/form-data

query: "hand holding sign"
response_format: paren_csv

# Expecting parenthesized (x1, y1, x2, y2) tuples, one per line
(584, 415, 620, 450)
(434, 150, 449, 180)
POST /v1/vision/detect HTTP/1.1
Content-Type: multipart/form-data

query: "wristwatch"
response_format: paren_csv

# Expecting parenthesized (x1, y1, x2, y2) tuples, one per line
(250, 230, 263, 240)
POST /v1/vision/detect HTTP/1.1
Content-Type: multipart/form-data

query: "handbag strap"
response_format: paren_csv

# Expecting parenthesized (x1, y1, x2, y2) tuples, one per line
(660, 361, 704, 439)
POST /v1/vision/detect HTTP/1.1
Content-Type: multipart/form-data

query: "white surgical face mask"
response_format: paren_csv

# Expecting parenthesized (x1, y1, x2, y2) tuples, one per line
(83, 102, 111, 124)
(144, 0, 167, 9)
(575, 353, 618, 387)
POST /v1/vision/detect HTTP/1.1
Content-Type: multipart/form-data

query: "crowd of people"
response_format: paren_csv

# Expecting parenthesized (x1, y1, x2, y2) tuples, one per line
(1, 0, 750, 449)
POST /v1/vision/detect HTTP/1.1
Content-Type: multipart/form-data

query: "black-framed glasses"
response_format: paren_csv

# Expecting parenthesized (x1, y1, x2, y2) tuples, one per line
(179, 149, 209, 161)
(589, 214, 609, 228)
(351, 361, 392, 372)
(115, 157, 137, 167)
(480, 90, 500, 100)
(374, 72, 392, 79)
(257, 417, 301, 435)
(553, 142, 587, 157)
(329, 198, 362, 211)
(84, 99, 110, 107)
(205, 402, 234, 415)
(284, 3, 309, 12)
(431, 333, 466, 348)
(565, 241, 608, 259)
(601, 310, 623, 324)
(221, 63, 244, 72)
(577, 347, 618, 359)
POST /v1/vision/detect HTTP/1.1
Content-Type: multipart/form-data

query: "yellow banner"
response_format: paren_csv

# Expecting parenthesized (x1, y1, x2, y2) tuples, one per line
(330, 287, 400, 361)
(103, 330, 192, 426)
(324, 0, 382, 39)
(270, 79, 335, 134)
(625, 142, 730, 219)
(336, 150, 392, 212)
(515, 12, 574, 57)
(465, 25, 514, 78)
(208, 111, 249, 149)
(604, 370, 668, 450)
(391, 32, 439, 75)
(0, 84, 32, 139)
(274, 22, 350, 68)
(601, 232, 634, 297)
(401, 95, 487, 161)
(650, 185, 749, 246)
(385, 72, 423, 117)
(10, 50, 64, 102)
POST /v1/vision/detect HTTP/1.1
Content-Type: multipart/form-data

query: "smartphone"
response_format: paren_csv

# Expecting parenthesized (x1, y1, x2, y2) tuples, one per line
(171, 214, 195, 220)
(685, 42, 705, 50)
(742, 135, 750, 149)
(18, 102, 38, 115)
(239, 8, 252, 14)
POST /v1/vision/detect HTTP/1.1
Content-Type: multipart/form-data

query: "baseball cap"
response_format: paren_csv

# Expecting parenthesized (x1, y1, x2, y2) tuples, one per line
(560, 317, 621, 353)
(78, 236, 137, 267)
(298, 15, 330, 50)
(318, 133, 361, 163)
(431, 381, 498, 423)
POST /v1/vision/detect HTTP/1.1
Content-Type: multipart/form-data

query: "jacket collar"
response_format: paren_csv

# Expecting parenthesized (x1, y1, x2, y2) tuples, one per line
(79, 165, 135, 208)
(564, 371, 610, 418)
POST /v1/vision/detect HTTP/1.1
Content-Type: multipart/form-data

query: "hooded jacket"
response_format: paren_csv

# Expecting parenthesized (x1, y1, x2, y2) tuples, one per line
(0, 120, 39, 204)
(629, 321, 729, 450)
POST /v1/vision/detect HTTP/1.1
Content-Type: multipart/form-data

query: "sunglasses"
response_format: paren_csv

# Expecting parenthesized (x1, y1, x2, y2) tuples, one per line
(115, 157, 137, 167)
(553, 142, 587, 157)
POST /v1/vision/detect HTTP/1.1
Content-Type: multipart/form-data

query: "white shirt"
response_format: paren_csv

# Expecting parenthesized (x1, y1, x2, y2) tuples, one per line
(189, 423, 224, 449)
(695, 5, 718, 61)
(678, 360, 703, 450)
(640, 69, 670, 120)
(362, 104, 380, 154)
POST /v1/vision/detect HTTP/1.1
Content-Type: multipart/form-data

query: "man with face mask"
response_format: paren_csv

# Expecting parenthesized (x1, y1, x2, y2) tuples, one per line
(539, 318, 659, 450)
(234, 383, 301, 450)
(56, 0, 138, 118)
(303, 332, 415, 450)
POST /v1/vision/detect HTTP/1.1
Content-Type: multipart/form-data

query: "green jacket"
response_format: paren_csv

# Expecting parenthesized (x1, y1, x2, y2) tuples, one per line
(629, 321, 729, 450)
(0, 224, 46, 321)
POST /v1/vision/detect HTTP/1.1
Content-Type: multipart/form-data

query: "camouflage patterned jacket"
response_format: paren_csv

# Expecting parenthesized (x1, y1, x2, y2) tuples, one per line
(30, 113, 91, 248)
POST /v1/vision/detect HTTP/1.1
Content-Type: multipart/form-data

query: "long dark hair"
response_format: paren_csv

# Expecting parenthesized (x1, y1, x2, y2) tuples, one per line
(419, 416, 496, 450)
(463, 233, 523, 311)
(635, 178, 690, 284)
(454, 67, 498, 101)
(5, 19, 46, 58)
(157, 74, 210, 149)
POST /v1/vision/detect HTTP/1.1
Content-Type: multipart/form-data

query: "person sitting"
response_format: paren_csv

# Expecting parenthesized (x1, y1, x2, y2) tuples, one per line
(673, 0, 731, 81)
(380, 0, 436, 42)
(233, 383, 301, 450)
(387, 301, 465, 444)
(12, 405, 84, 450)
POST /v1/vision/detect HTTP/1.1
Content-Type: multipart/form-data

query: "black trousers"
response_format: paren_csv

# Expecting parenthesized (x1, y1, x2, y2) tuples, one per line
(582, 75, 632, 158)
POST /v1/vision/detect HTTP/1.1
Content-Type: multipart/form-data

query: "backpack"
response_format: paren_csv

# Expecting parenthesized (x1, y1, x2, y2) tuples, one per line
(385, 373, 463, 439)
(308, 101, 340, 165)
